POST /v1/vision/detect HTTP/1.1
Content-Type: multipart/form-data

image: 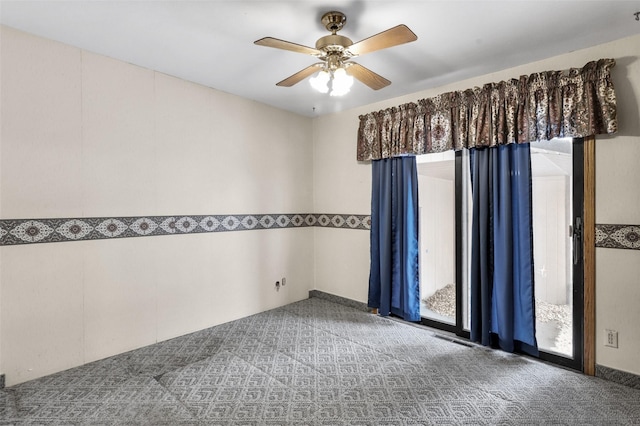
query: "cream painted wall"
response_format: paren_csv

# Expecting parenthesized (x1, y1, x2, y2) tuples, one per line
(0, 22, 3, 379)
(313, 34, 640, 375)
(312, 112, 370, 302)
(0, 26, 314, 386)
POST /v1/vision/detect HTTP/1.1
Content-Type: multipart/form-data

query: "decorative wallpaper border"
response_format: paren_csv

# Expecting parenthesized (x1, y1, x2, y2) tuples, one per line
(1, 217, 636, 250)
(0, 214, 372, 246)
(595, 224, 640, 250)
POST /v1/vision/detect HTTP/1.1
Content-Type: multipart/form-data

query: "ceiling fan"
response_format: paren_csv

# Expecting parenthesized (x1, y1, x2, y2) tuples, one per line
(254, 11, 417, 95)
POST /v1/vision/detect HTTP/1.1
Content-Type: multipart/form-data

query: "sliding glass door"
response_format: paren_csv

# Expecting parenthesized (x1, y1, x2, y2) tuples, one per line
(531, 138, 584, 370)
(416, 139, 584, 369)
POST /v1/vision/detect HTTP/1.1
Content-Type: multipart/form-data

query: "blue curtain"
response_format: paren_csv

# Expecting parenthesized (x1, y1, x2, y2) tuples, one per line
(469, 144, 538, 355)
(368, 156, 421, 322)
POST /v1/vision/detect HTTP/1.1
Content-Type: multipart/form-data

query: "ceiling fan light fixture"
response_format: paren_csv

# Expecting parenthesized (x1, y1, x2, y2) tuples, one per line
(257, 11, 416, 93)
(309, 70, 330, 93)
(330, 67, 354, 97)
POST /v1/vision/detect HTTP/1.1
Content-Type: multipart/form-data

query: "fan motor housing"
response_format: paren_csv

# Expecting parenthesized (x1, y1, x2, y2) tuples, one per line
(315, 34, 353, 52)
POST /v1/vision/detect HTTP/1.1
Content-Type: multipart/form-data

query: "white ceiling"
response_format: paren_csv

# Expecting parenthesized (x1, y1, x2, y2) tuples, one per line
(1, 1, 638, 118)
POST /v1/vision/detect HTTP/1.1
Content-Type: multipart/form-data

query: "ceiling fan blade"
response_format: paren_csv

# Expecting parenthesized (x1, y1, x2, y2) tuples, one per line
(346, 62, 391, 90)
(276, 63, 324, 87)
(347, 25, 417, 56)
(254, 37, 322, 56)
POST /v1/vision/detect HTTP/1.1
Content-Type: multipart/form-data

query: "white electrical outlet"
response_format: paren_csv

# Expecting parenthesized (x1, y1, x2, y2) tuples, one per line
(605, 329, 618, 348)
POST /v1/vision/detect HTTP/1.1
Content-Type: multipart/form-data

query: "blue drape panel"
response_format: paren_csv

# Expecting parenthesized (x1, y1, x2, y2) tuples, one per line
(368, 156, 421, 322)
(470, 144, 538, 355)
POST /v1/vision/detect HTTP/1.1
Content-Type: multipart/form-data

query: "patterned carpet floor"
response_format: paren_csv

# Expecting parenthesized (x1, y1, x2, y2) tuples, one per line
(2, 296, 640, 425)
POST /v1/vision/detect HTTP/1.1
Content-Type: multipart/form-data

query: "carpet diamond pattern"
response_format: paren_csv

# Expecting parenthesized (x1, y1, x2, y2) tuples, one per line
(2, 297, 640, 425)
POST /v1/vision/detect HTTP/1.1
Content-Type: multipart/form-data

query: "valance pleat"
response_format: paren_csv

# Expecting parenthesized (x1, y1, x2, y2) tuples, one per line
(357, 59, 617, 161)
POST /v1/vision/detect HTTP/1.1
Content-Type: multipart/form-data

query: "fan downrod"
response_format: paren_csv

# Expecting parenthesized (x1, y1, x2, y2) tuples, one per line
(321, 11, 346, 34)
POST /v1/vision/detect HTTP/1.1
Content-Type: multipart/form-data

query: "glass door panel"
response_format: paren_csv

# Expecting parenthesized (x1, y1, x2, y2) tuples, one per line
(459, 150, 472, 332)
(417, 152, 457, 327)
(530, 138, 575, 358)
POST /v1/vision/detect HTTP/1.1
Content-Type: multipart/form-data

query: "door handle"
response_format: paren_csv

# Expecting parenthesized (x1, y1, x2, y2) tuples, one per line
(573, 217, 582, 265)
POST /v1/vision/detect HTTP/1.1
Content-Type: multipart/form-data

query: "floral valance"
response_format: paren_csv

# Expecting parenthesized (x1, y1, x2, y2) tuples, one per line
(357, 58, 617, 161)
